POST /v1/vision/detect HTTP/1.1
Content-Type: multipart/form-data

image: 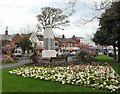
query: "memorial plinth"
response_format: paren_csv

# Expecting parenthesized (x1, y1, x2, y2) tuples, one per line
(42, 25, 57, 58)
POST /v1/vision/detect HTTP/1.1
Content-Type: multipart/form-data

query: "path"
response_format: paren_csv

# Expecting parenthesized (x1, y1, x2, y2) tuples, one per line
(0, 59, 31, 69)
(0, 56, 75, 69)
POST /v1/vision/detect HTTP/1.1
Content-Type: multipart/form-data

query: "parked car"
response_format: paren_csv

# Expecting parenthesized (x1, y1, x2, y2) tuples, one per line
(14, 47, 23, 58)
(14, 53, 22, 57)
(70, 51, 76, 56)
(57, 52, 70, 57)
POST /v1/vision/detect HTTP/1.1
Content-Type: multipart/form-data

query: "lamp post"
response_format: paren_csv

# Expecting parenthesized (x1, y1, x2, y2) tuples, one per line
(65, 38, 67, 63)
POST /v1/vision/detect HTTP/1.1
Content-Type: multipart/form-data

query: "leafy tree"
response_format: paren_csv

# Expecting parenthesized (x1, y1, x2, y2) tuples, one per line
(36, 7, 70, 30)
(93, 1, 120, 62)
(100, 10, 118, 59)
(93, 11, 115, 54)
(17, 37, 33, 54)
(93, 29, 108, 46)
(100, 2, 120, 61)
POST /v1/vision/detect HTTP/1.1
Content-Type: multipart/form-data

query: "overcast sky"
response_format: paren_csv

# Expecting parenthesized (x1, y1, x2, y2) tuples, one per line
(0, 0, 104, 40)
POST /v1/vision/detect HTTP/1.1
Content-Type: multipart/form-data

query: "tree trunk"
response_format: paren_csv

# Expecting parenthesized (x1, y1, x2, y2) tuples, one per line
(102, 45, 104, 54)
(118, 41, 120, 62)
(113, 44, 117, 60)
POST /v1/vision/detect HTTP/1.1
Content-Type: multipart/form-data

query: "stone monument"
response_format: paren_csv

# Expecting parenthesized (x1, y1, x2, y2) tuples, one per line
(42, 25, 57, 58)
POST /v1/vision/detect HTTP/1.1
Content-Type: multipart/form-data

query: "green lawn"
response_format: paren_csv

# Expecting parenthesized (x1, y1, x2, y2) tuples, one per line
(2, 68, 107, 92)
(110, 63, 120, 75)
(95, 54, 117, 63)
(0, 69, 2, 93)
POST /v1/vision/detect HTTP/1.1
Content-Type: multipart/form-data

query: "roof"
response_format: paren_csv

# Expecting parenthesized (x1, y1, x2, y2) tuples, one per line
(76, 36, 84, 39)
(0, 33, 21, 40)
(0, 34, 13, 40)
(11, 33, 19, 39)
(55, 37, 76, 43)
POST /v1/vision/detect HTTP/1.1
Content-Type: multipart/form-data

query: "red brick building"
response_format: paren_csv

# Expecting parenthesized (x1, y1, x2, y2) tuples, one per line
(54, 35, 80, 52)
(54, 34, 95, 53)
(11, 33, 22, 47)
(1, 27, 22, 51)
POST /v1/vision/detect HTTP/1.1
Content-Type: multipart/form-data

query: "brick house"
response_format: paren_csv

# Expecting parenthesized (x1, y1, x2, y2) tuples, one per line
(11, 33, 22, 47)
(54, 35, 80, 52)
(1, 27, 22, 52)
(54, 34, 95, 53)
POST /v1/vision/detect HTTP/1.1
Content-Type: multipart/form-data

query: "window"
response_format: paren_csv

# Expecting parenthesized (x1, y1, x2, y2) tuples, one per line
(68, 43, 70, 47)
(55, 42, 58, 46)
(68, 43, 72, 47)
(63, 43, 65, 47)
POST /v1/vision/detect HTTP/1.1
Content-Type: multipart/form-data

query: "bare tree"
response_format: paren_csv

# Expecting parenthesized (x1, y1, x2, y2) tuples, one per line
(79, 0, 112, 25)
(20, 24, 37, 34)
(36, 7, 70, 30)
(54, 33, 62, 38)
(63, 0, 77, 16)
(65, 0, 112, 25)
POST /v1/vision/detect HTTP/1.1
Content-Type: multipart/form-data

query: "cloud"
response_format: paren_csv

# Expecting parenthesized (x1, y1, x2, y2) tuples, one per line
(0, 0, 101, 39)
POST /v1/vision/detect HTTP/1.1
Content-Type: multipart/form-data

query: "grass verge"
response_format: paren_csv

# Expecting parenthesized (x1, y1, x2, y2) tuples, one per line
(95, 54, 117, 63)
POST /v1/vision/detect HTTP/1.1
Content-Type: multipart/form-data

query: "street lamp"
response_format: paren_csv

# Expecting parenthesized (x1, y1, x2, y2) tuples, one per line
(65, 38, 67, 63)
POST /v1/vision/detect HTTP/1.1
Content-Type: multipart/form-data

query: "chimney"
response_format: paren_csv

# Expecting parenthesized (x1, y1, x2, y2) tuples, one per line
(73, 35, 75, 38)
(62, 34, 65, 38)
(5, 26, 8, 35)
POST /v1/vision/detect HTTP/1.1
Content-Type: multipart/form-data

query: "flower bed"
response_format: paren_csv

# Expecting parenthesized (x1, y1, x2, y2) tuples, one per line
(9, 63, 120, 92)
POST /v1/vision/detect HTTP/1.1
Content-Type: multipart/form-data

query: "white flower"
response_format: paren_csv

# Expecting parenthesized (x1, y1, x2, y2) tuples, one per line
(9, 71, 13, 74)
(103, 82, 106, 85)
(84, 82, 87, 84)
(67, 81, 70, 83)
(72, 82, 74, 84)
(72, 79, 76, 82)
(67, 67, 70, 70)
(99, 84, 103, 88)
(62, 80, 65, 84)
(112, 89, 115, 92)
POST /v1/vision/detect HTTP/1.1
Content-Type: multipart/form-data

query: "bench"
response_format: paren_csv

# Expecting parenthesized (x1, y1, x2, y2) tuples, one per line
(50, 56, 68, 63)
(36, 56, 68, 63)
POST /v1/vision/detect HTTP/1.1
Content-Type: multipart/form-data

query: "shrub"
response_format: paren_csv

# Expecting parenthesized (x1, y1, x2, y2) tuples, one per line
(77, 50, 95, 62)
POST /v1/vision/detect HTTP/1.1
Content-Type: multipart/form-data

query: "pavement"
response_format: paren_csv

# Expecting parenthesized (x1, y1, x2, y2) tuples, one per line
(0, 56, 75, 69)
(0, 59, 31, 69)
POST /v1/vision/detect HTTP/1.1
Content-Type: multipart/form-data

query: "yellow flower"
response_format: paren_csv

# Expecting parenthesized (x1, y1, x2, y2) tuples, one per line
(89, 75, 94, 78)
(7, 55, 11, 60)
